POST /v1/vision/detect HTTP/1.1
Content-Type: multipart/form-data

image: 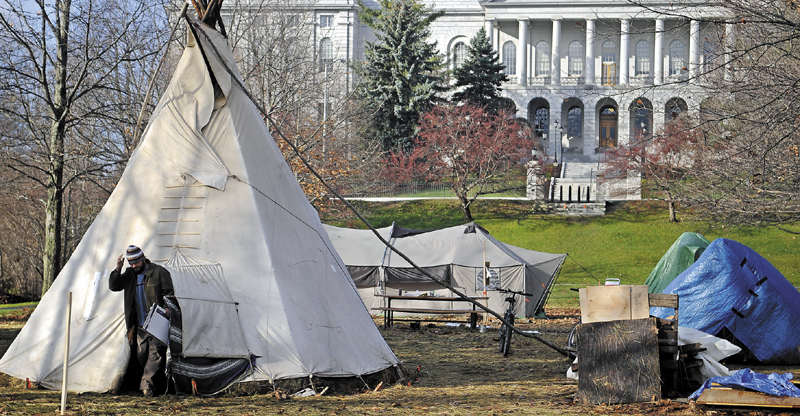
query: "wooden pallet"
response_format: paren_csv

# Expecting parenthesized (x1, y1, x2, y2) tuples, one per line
(695, 383, 800, 408)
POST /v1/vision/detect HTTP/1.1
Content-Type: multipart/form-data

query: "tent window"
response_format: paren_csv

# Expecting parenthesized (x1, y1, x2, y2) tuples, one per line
(476, 268, 501, 291)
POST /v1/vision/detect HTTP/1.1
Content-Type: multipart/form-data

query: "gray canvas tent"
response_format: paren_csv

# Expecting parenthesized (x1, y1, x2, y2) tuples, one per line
(323, 223, 566, 317)
(0, 19, 399, 393)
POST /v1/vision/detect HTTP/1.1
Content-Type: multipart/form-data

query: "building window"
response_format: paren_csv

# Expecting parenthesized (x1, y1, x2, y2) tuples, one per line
(669, 40, 685, 76)
(568, 106, 582, 140)
(534, 107, 549, 137)
(602, 41, 617, 85)
(703, 41, 719, 73)
(635, 40, 651, 76)
(319, 15, 333, 28)
(320, 38, 334, 71)
(535, 41, 550, 76)
(666, 98, 687, 122)
(568, 41, 584, 76)
(502, 41, 516, 75)
(453, 42, 467, 68)
(286, 14, 300, 28)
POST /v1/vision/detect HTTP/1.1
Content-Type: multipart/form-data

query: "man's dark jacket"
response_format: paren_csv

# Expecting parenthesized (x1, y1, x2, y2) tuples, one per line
(109, 259, 174, 330)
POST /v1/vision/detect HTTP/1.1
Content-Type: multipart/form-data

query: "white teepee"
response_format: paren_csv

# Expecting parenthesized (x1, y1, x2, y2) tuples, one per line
(0, 19, 398, 392)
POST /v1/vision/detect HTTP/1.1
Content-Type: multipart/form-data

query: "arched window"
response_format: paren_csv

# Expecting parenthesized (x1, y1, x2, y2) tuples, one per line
(665, 98, 687, 122)
(635, 40, 651, 76)
(631, 98, 653, 144)
(534, 107, 549, 137)
(669, 40, 685, 76)
(568, 41, 584, 76)
(453, 42, 467, 68)
(535, 41, 550, 76)
(320, 38, 334, 71)
(502, 41, 516, 75)
(567, 106, 583, 140)
(602, 41, 616, 85)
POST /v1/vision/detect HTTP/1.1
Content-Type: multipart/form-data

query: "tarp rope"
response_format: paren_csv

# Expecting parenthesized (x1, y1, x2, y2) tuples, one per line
(187, 18, 570, 358)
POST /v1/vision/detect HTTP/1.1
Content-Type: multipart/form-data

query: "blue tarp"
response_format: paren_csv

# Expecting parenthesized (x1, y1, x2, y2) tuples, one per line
(651, 238, 800, 364)
(690, 369, 800, 400)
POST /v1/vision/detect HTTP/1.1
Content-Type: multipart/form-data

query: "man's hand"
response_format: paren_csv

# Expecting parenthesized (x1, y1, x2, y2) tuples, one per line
(116, 254, 124, 272)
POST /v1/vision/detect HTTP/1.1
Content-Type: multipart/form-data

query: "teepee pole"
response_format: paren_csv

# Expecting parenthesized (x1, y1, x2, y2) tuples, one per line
(131, 2, 189, 151)
(60, 292, 72, 415)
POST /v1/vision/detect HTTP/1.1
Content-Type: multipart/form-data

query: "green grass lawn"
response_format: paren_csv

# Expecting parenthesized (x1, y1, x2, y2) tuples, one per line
(325, 199, 800, 310)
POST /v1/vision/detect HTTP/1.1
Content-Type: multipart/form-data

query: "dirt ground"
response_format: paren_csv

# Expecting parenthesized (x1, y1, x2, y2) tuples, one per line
(0, 308, 798, 415)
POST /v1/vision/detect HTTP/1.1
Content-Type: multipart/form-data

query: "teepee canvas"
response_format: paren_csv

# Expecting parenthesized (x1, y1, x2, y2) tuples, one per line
(0, 18, 398, 393)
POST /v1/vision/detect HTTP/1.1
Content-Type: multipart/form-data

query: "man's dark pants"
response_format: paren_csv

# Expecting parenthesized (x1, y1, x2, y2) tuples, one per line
(135, 328, 166, 392)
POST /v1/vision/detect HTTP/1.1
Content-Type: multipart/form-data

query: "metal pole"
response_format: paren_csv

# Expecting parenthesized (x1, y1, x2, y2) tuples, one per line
(323, 63, 328, 159)
(60, 292, 72, 415)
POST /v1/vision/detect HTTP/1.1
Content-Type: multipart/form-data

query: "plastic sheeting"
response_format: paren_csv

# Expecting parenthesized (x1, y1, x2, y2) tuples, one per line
(689, 369, 800, 400)
(652, 238, 800, 364)
(644, 232, 709, 294)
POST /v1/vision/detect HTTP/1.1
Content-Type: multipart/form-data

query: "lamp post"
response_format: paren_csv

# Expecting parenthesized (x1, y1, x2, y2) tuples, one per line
(554, 120, 564, 165)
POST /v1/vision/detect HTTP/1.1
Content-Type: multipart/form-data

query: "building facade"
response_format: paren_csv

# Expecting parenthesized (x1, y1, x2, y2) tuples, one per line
(310, 0, 723, 163)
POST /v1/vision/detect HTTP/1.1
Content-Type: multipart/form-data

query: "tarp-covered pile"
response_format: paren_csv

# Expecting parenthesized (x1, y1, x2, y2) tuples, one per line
(651, 238, 800, 364)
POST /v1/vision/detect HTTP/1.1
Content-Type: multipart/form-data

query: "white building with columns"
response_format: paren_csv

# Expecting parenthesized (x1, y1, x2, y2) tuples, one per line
(308, 0, 722, 163)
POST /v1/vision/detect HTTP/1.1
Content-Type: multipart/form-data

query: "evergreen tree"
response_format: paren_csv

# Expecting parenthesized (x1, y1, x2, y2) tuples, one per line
(451, 28, 509, 112)
(355, 0, 448, 151)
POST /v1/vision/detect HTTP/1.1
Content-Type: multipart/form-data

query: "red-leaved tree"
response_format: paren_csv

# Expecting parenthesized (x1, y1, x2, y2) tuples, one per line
(601, 117, 703, 222)
(384, 104, 535, 221)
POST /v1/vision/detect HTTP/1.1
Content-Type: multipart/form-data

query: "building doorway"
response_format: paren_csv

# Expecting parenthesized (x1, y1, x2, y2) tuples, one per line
(599, 106, 618, 148)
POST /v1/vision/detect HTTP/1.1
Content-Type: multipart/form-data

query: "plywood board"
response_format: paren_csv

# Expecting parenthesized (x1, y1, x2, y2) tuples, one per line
(579, 285, 650, 323)
(576, 318, 661, 404)
(696, 387, 800, 408)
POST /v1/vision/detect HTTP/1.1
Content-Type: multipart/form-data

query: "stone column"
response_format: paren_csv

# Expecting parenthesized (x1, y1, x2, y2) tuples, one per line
(619, 16, 630, 85)
(689, 19, 700, 82)
(585, 17, 596, 87)
(654, 18, 665, 85)
(551, 17, 562, 86)
(724, 23, 734, 81)
(485, 18, 496, 52)
(518, 18, 529, 86)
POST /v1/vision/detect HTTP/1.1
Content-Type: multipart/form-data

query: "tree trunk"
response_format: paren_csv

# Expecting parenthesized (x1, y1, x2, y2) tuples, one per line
(668, 199, 678, 223)
(42, 0, 71, 296)
(460, 195, 474, 222)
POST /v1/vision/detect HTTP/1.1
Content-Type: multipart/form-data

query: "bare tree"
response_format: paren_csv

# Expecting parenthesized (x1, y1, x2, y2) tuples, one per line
(0, 0, 170, 296)
(623, 0, 800, 230)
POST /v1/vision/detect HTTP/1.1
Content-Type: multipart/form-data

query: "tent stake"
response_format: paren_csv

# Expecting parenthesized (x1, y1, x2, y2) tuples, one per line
(60, 292, 72, 415)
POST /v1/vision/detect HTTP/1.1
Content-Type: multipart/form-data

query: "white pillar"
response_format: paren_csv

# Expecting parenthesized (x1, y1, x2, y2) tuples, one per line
(689, 19, 701, 82)
(551, 17, 562, 86)
(654, 18, 665, 85)
(518, 18, 529, 86)
(585, 17, 596, 87)
(485, 18, 495, 51)
(619, 16, 630, 85)
(724, 23, 734, 81)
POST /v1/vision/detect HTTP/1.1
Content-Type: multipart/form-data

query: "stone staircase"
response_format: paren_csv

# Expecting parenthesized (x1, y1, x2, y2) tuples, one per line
(550, 162, 601, 203)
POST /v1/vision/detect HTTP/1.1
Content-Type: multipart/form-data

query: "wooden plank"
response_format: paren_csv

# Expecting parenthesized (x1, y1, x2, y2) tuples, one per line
(371, 308, 477, 314)
(579, 285, 651, 323)
(576, 318, 661, 404)
(648, 293, 679, 309)
(696, 387, 800, 408)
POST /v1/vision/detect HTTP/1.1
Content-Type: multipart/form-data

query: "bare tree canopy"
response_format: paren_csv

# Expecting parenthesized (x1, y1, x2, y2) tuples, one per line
(628, 0, 800, 229)
(0, 0, 171, 296)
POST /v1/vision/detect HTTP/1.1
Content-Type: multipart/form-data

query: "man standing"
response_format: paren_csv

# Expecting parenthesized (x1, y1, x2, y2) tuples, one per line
(109, 245, 174, 397)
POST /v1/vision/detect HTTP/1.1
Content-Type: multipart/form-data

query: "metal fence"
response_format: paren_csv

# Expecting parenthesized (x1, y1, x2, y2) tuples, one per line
(339, 180, 526, 198)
